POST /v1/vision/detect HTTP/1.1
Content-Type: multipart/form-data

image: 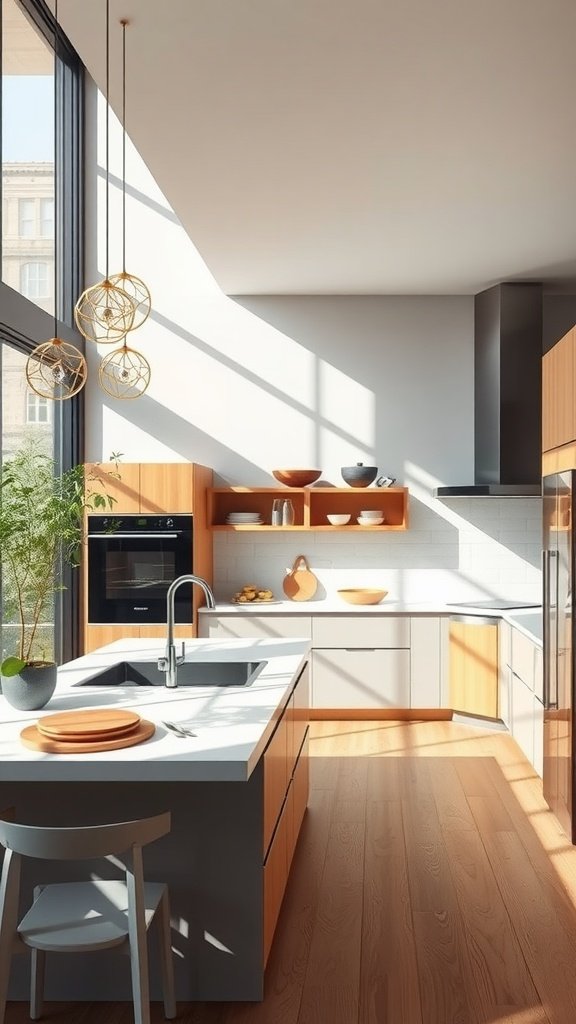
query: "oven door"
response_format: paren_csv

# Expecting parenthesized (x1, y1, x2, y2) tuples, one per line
(87, 524, 193, 624)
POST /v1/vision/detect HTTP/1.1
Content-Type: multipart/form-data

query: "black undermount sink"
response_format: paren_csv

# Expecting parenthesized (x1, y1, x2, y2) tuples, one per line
(76, 660, 267, 688)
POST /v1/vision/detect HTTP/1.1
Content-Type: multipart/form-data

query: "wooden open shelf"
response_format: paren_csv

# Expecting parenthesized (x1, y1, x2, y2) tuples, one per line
(208, 486, 409, 531)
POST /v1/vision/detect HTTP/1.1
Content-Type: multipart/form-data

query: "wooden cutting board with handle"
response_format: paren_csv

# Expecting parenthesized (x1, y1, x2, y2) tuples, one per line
(283, 554, 318, 601)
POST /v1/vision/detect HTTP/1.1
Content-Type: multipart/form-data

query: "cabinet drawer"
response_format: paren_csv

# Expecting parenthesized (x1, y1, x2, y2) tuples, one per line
(312, 615, 410, 649)
(286, 664, 309, 778)
(311, 648, 410, 708)
(288, 733, 309, 868)
(199, 615, 311, 640)
(511, 628, 539, 691)
(263, 790, 290, 966)
(263, 714, 289, 856)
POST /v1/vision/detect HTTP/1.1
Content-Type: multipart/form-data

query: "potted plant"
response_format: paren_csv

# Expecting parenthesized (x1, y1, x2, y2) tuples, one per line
(0, 439, 118, 711)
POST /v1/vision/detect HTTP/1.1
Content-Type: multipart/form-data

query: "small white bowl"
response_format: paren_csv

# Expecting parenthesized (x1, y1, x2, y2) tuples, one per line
(327, 513, 351, 526)
(360, 510, 383, 517)
(357, 515, 384, 526)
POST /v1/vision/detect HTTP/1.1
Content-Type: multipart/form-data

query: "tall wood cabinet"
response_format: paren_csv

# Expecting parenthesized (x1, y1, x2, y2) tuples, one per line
(448, 616, 499, 719)
(82, 462, 213, 653)
(542, 326, 576, 456)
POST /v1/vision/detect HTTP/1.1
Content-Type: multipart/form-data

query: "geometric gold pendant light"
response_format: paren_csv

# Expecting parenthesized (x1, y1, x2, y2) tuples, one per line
(74, 0, 135, 345)
(26, 0, 87, 401)
(108, 18, 152, 332)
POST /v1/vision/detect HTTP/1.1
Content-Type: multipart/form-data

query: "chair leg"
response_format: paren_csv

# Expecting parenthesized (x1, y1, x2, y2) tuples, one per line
(126, 851, 151, 1024)
(0, 850, 21, 1024)
(157, 889, 176, 1020)
(30, 948, 46, 1021)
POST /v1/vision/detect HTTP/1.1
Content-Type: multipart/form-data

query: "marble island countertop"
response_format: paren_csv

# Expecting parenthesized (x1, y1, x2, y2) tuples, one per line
(0, 637, 310, 783)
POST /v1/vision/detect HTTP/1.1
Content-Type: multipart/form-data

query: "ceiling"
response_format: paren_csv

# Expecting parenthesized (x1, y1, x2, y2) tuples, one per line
(54, 0, 576, 295)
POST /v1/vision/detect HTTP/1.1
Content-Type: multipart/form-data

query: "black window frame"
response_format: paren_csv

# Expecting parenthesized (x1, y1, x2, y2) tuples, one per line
(0, 0, 85, 665)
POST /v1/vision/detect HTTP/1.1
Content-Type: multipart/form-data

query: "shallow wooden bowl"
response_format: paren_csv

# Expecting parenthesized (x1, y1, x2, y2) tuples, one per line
(337, 588, 388, 605)
(272, 468, 321, 487)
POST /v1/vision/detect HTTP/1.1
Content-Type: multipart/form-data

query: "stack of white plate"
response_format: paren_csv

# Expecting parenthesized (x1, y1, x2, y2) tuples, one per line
(226, 512, 263, 525)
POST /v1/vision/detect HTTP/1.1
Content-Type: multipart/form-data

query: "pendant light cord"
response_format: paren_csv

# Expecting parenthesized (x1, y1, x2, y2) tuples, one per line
(53, 0, 58, 337)
(105, 0, 110, 281)
(121, 18, 127, 273)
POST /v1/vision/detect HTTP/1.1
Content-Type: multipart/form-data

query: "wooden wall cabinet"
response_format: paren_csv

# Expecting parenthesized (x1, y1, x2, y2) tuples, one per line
(82, 462, 213, 653)
(542, 326, 576, 454)
(448, 617, 499, 719)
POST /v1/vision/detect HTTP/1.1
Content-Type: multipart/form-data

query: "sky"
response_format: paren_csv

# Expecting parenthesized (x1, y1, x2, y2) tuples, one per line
(2, 76, 54, 163)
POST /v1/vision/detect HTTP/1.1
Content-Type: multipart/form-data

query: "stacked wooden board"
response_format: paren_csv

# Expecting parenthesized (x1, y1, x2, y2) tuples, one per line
(20, 709, 155, 753)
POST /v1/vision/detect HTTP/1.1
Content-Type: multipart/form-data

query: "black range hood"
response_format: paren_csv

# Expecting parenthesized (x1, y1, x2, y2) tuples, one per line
(435, 282, 542, 497)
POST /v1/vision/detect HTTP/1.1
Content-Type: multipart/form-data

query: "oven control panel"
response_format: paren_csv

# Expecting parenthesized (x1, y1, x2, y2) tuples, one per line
(88, 514, 192, 533)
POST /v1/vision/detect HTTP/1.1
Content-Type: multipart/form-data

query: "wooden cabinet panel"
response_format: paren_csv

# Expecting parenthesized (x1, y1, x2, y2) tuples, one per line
(85, 462, 140, 513)
(83, 624, 141, 652)
(311, 648, 410, 709)
(449, 620, 498, 718)
(534, 645, 543, 702)
(290, 664, 309, 771)
(498, 623, 512, 729)
(139, 464, 194, 513)
(263, 714, 289, 857)
(263, 791, 290, 966)
(199, 615, 312, 641)
(542, 328, 576, 452)
(410, 617, 441, 707)
(312, 615, 410, 649)
(288, 733, 309, 867)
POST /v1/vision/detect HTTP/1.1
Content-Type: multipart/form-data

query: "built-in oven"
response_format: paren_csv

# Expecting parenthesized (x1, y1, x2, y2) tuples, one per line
(87, 514, 193, 624)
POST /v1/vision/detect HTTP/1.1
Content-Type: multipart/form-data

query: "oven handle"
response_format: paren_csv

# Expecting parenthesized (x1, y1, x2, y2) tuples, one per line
(87, 532, 180, 539)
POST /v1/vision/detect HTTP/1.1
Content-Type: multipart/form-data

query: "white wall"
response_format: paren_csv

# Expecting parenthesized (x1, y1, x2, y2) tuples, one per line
(84, 81, 542, 604)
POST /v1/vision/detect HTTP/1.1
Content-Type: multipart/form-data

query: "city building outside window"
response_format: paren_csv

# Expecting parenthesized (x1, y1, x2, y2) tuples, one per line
(18, 198, 35, 237)
(40, 196, 54, 237)
(20, 260, 50, 299)
(26, 391, 51, 424)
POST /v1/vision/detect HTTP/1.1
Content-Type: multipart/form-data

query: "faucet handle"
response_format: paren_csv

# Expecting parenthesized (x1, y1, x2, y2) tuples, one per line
(176, 641, 185, 665)
(157, 656, 169, 673)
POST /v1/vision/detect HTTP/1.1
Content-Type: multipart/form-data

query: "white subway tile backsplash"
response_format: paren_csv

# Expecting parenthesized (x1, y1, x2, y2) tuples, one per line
(213, 497, 543, 603)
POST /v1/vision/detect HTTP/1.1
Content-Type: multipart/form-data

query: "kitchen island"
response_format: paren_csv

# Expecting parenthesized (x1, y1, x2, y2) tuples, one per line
(0, 637, 310, 1002)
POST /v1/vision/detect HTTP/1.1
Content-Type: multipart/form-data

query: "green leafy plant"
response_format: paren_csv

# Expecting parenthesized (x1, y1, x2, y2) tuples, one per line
(0, 440, 119, 677)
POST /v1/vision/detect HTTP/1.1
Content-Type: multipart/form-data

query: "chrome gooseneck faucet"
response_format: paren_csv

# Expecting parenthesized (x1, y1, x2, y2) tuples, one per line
(158, 574, 216, 688)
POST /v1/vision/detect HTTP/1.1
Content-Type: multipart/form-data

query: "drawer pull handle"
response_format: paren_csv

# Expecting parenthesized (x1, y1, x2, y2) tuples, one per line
(344, 647, 377, 652)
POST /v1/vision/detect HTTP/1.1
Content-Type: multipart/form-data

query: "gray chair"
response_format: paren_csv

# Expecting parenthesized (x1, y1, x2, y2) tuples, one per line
(0, 811, 176, 1024)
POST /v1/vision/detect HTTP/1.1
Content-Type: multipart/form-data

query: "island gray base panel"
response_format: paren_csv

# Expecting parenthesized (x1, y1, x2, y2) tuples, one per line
(0, 775, 266, 1002)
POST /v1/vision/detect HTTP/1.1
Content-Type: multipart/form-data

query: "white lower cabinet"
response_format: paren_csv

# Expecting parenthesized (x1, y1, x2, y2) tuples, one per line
(410, 617, 442, 707)
(507, 624, 544, 778)
(498, 622, 512, 729)
(311, 648, 411, 709)
(199, 615, 312, 640)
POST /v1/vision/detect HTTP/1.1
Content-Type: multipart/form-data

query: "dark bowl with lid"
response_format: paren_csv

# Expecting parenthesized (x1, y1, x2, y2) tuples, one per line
(341, 463, 378, 488)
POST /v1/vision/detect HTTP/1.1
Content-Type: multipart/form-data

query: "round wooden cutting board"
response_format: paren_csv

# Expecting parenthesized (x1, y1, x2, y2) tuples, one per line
(21, 718, 155, 754)
(282, 554, 318, 601)
(37, 709, 141, 742)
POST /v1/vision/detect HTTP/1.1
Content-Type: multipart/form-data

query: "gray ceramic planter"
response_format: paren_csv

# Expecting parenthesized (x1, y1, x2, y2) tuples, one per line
(1, 662, 57, 711)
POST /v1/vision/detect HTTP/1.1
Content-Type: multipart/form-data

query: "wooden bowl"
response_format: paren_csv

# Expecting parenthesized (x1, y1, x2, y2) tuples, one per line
(272, 468, 322, 487)
(337, 588, 388, 605)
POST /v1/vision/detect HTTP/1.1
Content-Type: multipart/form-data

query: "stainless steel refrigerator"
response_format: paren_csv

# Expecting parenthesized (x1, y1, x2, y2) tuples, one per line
(543, 471, 575, 841)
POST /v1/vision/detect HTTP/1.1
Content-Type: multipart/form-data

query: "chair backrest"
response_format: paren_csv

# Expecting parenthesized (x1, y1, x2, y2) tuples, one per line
(0, 811, 170, 861)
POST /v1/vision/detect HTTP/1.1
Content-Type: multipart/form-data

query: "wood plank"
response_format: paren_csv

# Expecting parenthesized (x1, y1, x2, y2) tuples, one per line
(359, 758, 423, 1024)
(482, 829, 576, 1023)
(443, 827, 543, 1016)
(430, 759, 476, 832)
(297, 820, 365, 1024)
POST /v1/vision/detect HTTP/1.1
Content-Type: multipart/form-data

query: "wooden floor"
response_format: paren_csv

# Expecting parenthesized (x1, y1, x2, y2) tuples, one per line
(7, 719, 576, 1024)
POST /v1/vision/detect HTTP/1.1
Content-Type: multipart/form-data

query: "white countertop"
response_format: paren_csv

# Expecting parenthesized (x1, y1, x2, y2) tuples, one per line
(0, 637, 310, 783)
(199, 601, 543, 645)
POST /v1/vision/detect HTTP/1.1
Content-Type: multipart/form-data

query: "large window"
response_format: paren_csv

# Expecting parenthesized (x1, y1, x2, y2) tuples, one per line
(0, 0, 84, 666)
(2, 0, 55, 314)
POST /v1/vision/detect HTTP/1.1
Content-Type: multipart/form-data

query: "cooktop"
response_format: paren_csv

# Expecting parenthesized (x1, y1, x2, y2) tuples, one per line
(447, 600, 541, 610)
